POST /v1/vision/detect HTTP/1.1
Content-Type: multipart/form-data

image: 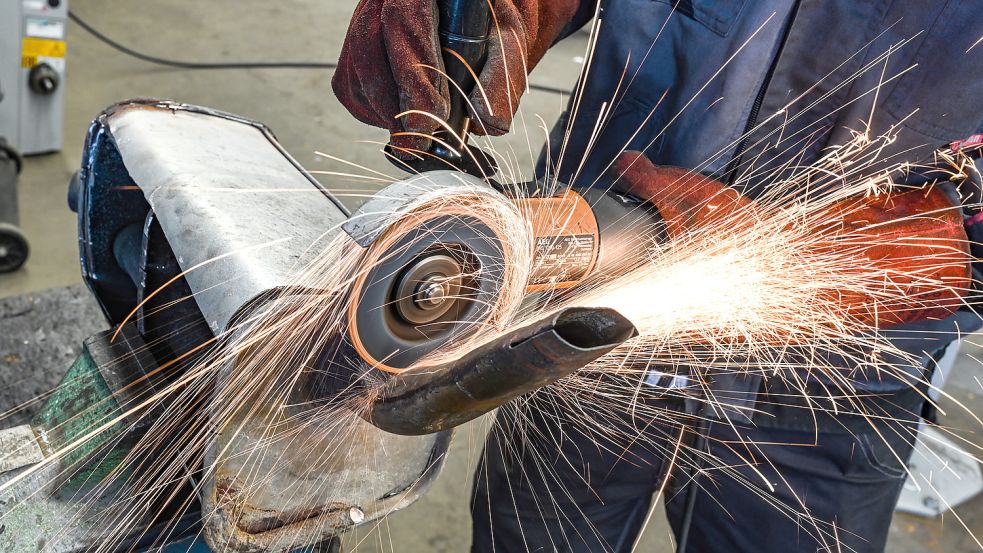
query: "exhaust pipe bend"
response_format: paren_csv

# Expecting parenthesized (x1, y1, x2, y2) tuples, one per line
(363, 307, 637, 436)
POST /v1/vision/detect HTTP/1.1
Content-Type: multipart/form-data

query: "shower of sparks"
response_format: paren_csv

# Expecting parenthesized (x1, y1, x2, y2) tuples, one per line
(1, 7, 982, 553)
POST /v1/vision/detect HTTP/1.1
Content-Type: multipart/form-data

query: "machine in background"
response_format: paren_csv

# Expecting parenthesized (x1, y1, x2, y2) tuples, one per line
(0, 0, 68, 155)
(0, 0, 68, 272)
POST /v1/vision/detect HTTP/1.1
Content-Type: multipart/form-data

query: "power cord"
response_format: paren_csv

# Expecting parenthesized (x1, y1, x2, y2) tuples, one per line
(68, 11, 336, 70)
(68, 10, 571, 95)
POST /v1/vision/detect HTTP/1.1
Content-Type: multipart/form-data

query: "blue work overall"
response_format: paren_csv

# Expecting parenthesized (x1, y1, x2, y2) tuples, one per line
(472, 2, 983, 552)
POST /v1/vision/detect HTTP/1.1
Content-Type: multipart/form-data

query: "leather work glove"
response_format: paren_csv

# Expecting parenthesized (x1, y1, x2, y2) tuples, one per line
(333, 0, 588, 156)
(613, 151, 973, 327)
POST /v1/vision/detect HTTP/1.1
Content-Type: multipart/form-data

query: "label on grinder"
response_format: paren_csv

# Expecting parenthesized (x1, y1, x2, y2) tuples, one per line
(531, 234, 595, 285)
(525, 191, 599, 291)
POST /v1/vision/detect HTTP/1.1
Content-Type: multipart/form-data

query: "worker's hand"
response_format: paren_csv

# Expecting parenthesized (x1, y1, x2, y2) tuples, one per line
(612, 152, 755, 238)
(613, 151, 972, 327)
(332, 0, 586, 156)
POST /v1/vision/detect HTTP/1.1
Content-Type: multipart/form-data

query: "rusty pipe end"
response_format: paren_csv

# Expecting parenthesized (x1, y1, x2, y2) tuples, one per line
(363, 307, 636, 435)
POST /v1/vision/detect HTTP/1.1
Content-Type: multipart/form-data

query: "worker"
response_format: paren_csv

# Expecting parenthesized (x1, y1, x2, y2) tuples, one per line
(333, 2, 983, 552)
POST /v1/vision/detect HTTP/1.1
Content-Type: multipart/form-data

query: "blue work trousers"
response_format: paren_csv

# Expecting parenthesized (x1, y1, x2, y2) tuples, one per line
(471, 394, 918, 553)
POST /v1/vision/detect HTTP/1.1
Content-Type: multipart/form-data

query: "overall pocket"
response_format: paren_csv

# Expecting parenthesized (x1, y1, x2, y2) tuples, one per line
(650, 0, 747, 37)
(852, 432, 912, 480)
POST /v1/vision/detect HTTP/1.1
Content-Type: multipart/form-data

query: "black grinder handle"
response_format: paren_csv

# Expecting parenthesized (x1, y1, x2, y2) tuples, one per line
(389, 0, 498, 177)
(438, 0, 493, 139)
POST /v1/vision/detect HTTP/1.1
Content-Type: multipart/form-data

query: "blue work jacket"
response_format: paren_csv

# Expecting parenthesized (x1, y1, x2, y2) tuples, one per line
(541, 0, 983, 400)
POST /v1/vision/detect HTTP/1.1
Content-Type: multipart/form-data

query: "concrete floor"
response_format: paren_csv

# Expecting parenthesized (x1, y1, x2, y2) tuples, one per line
(0, 1, 980, 551)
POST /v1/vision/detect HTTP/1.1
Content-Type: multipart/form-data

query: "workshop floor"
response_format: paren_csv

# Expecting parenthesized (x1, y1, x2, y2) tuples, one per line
(1, 1, 980, 551)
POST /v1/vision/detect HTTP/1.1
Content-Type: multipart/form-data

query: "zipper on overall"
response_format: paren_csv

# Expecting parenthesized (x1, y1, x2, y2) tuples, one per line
(725, 1, 802, 186)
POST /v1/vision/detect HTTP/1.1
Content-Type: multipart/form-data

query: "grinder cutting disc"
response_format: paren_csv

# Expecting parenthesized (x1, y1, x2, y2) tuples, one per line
(347, 212, 508, 373)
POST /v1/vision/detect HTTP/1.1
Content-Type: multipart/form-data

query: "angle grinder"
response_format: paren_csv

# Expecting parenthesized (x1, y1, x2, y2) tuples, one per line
(342, 177, 663, 376)
(340, 0, 664, 378)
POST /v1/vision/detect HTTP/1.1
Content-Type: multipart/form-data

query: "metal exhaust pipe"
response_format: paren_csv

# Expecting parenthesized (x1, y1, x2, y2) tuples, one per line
(363, 307, 637, 435)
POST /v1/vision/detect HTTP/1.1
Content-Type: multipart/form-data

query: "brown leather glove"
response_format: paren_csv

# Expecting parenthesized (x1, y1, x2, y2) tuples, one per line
(614, 151, 972, 327)
(332, 0, 585, 155)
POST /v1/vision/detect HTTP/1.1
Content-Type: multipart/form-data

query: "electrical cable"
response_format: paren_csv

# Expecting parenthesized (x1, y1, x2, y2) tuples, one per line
(68, 10, 570, 95)
(68, 11, 336, 70)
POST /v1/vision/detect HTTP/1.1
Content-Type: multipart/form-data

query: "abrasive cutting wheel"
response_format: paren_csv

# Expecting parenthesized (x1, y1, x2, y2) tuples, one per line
(347, 210, 511, 374)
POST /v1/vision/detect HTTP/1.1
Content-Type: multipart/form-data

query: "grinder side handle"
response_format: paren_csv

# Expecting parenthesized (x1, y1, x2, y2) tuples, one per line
(388, 0, 498, 177)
